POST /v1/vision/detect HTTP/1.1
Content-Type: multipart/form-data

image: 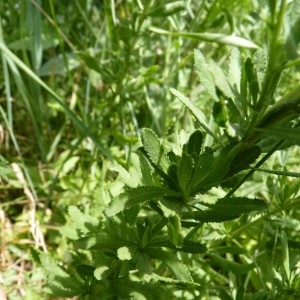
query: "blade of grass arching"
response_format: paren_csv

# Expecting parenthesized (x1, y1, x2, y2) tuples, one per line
(149, 27, 259, 49)
(0, 40, 113, 161)
(1, 50, 13, 130)
(26, 0, 48, 132)
(26, 0, 42, 71)
(2, 53, 47, 160)
(170, 88, 224, 146)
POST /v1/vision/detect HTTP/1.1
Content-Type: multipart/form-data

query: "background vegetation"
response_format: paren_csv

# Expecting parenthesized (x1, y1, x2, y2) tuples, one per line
(1, 0, 300, 299)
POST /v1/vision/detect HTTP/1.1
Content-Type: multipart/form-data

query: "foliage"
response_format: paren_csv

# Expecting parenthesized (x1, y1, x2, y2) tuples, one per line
(1, 0, 300, 299)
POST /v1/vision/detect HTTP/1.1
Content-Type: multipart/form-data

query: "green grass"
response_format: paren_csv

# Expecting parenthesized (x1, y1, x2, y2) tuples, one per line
(1, 0, 300, 299)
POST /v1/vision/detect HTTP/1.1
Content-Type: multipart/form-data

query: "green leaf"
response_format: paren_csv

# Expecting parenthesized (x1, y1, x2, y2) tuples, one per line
(76, 234, 133, 250)
(228, 48, 241, 93)
(147, 248, 192, 282)
(0, 156, 12, 181)
(138, 151, 154, 186)
(170, 88, 223, 145)
(177, 152, 194, 194)
(190, 144, 239, 194)
(68, 206, 99, 234)
(194, 49, 218, 101)
(211, 253, 255, 275)
(110, 163, 139, 188)
(105, 186, 180, 217)
(255, 127, 300, 145)
(181, 209, 240, 223)
(149, 27, 259, 48)
(180, 240, 207, 254)
(141, 128, 170, 173)
(208, 197, 268, 215)
(225, 146, 261, 178)
(182, 130, 204, 157)
(253, 49, 267, 91)
(167, 215, 183, 248)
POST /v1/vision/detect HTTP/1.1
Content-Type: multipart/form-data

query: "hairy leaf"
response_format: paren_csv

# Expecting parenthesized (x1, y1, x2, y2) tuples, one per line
(194, 49, 218, 101)
(141, 128, 170, 173)
(228, 48, 241, 94)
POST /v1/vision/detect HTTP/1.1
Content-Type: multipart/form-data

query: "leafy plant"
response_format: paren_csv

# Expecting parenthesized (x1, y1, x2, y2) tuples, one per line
(2, 0, 300, 299)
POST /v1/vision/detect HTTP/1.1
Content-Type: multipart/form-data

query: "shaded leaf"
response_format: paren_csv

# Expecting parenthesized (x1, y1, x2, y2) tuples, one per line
(255, 127, 300, 145)
(208, 197, 268, 215)
(177, 152, 194, 194)
(76, 234, 133, 250)
(105, 186, 180, 217)
(167, 215, 183, 248)
(147, 248, 192, 282)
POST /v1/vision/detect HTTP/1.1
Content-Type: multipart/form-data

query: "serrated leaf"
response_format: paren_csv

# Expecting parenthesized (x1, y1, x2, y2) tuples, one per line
(210, 60, 234, 100)
(170, 88, 223, 145)
(76, 234, 133, 250)
(253, 49, 267, 91)
(225, 145, 261, 178)
(180, 240, 207, 254)
(167, 215, 183, 248)
(208, 197, 268, 215)
(177, 152, 194, 194)
(194, 49, 218, 101)
(245, 58, 259, 103)
(181, 209, 240, 223)
(141, 128, 170, 173)
(68, 206, 99, 234)
(105, 186, 180, 217)
(40, 253, 69, 278)
(138, 151, 154, 185)
(190, 144, 239, 194)
(110, 163, 139, 188)
(228, 48, 241, 93)
(147, 248, 192, 282)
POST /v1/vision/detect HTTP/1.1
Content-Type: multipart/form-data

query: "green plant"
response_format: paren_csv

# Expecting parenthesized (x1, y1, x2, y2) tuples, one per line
(2, 0, 300, 299)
